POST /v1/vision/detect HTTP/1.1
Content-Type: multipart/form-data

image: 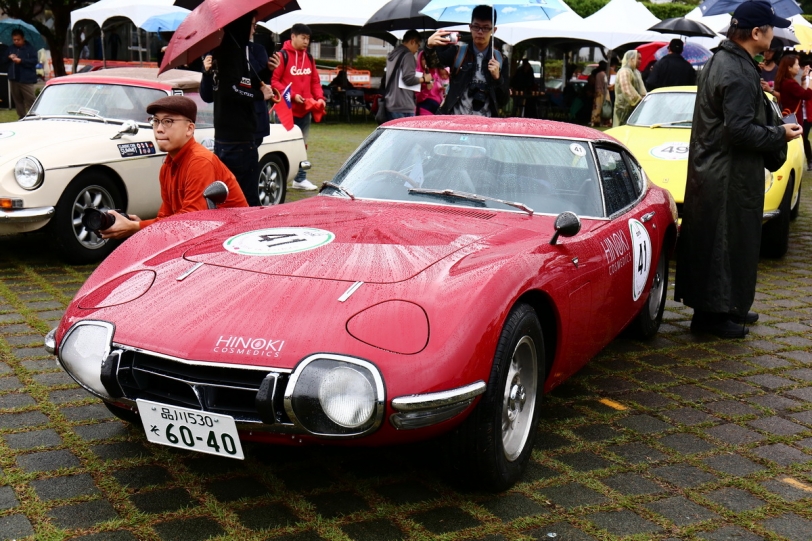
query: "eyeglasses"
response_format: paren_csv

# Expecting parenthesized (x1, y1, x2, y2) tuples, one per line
(469, 24, 493, 34)
(148, 116, 190, 128)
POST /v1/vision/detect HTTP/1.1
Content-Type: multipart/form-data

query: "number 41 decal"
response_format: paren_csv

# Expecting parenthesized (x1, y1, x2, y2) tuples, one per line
(629, 219, 652, 301)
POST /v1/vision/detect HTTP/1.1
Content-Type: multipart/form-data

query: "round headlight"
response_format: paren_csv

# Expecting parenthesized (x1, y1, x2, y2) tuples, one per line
(58, 321, 114, 398)
(764, 168, 774, 194)
(318, 366, 375, 428)
(14, 156, 44, 190)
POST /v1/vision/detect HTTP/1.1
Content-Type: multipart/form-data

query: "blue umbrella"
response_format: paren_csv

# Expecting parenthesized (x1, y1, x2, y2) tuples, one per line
(655, 42, 712, 66)
(0, 19, 45, 50)
(140, 9, 191, 33)
(698, 0, 801, 18)
(420, 0, 568, 24)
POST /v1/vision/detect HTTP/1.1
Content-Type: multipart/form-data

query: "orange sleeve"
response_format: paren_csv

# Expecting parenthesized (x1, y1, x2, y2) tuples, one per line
(174, 156, 217, 216)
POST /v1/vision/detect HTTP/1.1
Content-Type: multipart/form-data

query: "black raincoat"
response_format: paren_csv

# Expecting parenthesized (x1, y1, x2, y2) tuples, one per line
(674, 40, 787, 317)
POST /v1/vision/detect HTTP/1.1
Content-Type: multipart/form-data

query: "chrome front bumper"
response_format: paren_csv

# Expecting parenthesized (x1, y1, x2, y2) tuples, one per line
(390, 381, 486, 430)
(0, 206, 55, 223)
(763, 210, 780, 220)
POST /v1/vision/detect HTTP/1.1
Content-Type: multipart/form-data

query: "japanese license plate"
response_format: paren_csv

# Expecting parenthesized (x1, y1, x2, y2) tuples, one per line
(137, 399, 244, 459)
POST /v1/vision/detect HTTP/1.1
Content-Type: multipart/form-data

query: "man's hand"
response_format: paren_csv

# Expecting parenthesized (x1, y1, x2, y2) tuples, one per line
(268, 52, 280, 71)
(783, 123, 803, 141)
(202, 55, 213, 73)
(294, 94, 305, 104)
(100, 211, 141, 240)
(317, 98, 326, 107)
(488, 58, 500, 80)
(260, 83, 273, 101)
(427, 30, 453, 48)
(9, 54, 19, 64)
(760, 80, 772, 92)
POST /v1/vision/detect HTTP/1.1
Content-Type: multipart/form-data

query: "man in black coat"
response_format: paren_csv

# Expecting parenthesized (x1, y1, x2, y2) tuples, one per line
(424, 5, 509, 117)
(675, 1, 800, 338)
(645, 39, 696, 91)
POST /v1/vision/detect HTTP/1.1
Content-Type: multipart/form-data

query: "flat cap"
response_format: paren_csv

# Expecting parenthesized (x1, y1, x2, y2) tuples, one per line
(146, 95, 197, 123)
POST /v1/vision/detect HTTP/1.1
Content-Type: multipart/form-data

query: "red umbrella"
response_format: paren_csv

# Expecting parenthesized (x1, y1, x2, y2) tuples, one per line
(160, 0, 299, 74)
(635, 41, 668, 73)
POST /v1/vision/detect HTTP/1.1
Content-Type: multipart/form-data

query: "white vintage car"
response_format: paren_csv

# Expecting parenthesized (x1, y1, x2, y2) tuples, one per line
(0, 68, 308, 263)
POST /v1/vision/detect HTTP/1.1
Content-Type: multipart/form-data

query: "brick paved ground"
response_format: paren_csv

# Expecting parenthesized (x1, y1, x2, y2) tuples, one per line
(1, 179, 812, 540)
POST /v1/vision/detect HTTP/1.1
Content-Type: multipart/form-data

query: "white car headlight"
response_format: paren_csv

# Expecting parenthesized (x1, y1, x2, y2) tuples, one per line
(284, 354, 384, 436)
(764, 168, 774, 194)
(58, 321, 114, 398)
(14, 156, 44, 190)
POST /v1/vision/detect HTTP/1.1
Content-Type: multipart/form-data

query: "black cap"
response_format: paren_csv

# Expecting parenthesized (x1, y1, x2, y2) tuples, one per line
(731, 0, 791, 29)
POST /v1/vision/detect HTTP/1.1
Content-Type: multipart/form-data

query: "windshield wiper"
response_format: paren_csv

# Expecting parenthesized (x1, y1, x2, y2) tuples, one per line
(321, 181, 355, 200)
(408, 188, 533, 216)
(650, 119, 692, 128)
(66, 108, 106, 122)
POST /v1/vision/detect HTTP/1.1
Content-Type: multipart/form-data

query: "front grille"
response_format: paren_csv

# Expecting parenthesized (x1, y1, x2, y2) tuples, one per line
(115, 348, 290, 424)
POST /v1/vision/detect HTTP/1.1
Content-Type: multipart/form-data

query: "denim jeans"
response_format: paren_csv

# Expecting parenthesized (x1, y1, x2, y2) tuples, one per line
(293, 114, 311, 182)
(386, 111, 415, 121)
(215, 140, 259, 206)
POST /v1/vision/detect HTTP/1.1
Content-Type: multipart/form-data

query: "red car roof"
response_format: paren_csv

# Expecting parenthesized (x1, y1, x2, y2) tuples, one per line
(382, 115, 607, 140)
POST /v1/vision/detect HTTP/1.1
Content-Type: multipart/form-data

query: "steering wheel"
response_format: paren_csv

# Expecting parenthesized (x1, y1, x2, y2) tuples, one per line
(364, 169, 419, 189)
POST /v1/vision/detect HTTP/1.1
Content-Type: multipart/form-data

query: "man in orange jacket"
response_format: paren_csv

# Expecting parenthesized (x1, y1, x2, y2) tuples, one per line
(101, 96, 248, 240)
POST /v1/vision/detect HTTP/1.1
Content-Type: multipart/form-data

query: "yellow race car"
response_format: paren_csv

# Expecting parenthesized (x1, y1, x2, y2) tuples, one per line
(607, 86, 803, 258)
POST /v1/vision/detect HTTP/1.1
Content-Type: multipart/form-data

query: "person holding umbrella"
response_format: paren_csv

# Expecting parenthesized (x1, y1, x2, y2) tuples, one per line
(645, 39, 697, 91)
(424, 5, 509, 117)
(7, 29, 37, 119)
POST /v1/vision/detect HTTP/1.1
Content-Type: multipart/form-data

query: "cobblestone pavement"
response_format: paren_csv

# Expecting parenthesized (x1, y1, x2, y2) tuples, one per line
(1, 180, 812, 541)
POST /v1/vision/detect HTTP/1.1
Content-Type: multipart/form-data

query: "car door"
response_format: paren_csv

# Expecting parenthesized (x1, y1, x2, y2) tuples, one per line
(592, 144, 658, 342)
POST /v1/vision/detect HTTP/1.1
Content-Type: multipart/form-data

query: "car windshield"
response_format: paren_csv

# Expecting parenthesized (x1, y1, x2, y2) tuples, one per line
(627, 92, 695, 127)
(31, 83, 169, 124)
(326, 128, 604, 217)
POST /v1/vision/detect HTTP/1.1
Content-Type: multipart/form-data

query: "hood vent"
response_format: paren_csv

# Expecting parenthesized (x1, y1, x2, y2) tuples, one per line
(415, 206, 496, 220)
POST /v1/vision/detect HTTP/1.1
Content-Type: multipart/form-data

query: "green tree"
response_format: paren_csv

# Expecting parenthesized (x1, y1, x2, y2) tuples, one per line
(0, 0, 91, 77)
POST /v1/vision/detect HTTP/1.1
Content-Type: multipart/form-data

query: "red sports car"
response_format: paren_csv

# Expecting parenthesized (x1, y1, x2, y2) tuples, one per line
(46, 117, 677, 491)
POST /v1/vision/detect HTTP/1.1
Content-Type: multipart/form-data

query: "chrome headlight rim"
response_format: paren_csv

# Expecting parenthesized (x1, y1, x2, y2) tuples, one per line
(57, 319, 115, 399)
(764, 168, 774, 194)
(283, 353, 385, 438)
(14, 156, 44, 190)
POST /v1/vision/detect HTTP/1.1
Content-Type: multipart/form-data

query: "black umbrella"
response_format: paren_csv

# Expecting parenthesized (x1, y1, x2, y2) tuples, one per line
(648, 18, 718, 38)
(363, 0, 448, 32)
(173, 0, 300, 20)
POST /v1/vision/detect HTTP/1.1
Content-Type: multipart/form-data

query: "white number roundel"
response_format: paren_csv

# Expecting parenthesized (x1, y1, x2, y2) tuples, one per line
(223, 227, 335, 256)
(629, 219, 652, 301)
(649, 142, 689, 161)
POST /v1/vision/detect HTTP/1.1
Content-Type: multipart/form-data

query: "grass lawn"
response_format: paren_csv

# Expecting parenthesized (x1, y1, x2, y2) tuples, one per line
(0, 109, 18, 123)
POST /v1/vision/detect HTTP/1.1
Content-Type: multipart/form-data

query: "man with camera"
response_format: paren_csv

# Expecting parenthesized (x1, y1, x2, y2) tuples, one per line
(100, 96, 248, 240)
(424, 5, 509, 117)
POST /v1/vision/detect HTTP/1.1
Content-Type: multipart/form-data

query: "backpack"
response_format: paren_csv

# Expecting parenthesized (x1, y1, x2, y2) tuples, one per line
(279, 49, 315, 70)
(452, 43, 503, 76)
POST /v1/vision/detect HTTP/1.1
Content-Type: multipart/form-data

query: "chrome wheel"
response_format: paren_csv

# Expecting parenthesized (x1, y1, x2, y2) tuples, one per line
(258, 159, 284, 206)
(648, 249, 666, 318)
(502, 335, 538, 461)
(71, 184, 115, 250)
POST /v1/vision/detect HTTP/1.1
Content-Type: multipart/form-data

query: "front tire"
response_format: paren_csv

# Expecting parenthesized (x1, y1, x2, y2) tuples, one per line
(51, 172, 124, 264)
(790, 177, 801, 221)
(104, 401, 140, 425)
(257, 154, 287, 206)
(761, 176, 793, 259)
(447, 303, 544, 491)
(629, 246, 668, 339)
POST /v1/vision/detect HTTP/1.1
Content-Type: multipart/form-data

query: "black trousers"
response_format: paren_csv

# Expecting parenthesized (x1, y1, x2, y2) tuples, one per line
(215, 140, 259, 206)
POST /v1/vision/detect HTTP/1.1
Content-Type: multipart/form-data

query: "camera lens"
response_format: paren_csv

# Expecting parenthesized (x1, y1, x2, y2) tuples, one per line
(81, 208, 115, 232)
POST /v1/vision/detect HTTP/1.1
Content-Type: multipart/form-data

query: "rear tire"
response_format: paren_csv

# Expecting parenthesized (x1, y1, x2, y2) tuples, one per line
(629, 247, 668, 339)
(446, 303, 544, 491)
(51, 172, 123, 264)
(257, 154, 287, 206)
(761, 176, 793, 259)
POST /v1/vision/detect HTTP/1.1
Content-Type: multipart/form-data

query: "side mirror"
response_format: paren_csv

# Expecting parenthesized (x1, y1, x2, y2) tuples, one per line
(549, 211, 581, 245)
(299, 160, 312, 171)
(203, 181, 229, 209)
(110, 120, 139, 140)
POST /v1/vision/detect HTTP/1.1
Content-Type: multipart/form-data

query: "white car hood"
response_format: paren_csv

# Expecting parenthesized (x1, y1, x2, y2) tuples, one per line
(0, 118, 151, 168)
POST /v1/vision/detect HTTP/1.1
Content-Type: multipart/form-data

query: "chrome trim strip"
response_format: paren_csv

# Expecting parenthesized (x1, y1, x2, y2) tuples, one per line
(338, 281, 363, 302)
(0, 206, 54, 222)
(763, 210, 780, 220)
(113, 344, 292, 374)
(44, 327, 57, 355)
(176, 262, 204, 281)
(391, 381, 486, 412)
(284, 353, 385, 438)
(130, 366, 264, 393)
(48, 153, 166, 171)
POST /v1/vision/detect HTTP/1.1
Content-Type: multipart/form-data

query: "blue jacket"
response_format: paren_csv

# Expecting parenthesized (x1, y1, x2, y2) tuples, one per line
(7, 42, 37, 84)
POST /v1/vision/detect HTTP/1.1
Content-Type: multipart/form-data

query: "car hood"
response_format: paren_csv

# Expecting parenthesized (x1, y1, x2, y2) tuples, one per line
(0, 118, 139, 166)
(606, 125, 689, 202)
(180, 197, 507, 283)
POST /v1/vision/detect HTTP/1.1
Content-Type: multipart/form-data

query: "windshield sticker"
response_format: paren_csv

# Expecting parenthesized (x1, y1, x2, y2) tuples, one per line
(569, 143, 586, 157)
(601, 230, 631, 276)
(650, 142, 689, 161)
(224, 227, 335, 256)
(408, 160, 424, 188)
(629, 219, 652, 301)
(118, 142, 156, 158)
(0, 131, 15, 139)
(460, 135, 468, 141)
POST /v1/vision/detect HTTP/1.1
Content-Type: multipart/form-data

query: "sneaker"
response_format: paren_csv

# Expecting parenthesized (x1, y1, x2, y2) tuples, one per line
(690, 312, 749, 339)
(292, 179, 318, 191)
(729, 311, 759, 325)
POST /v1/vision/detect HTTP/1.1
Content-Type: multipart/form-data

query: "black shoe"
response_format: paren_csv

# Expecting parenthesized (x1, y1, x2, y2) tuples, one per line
(729, 311, 759, 325)
(691, 314, 749, 339)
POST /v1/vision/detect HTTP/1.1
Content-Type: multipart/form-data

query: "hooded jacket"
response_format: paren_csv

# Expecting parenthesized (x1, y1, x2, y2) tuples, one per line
(271, 40, 324, 119)
(675, 40, 787, 317)
(384, 45, 421, 113)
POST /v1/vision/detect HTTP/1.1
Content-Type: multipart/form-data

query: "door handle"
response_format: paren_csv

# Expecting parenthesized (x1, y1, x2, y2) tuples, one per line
(641, 211, 656, 223)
